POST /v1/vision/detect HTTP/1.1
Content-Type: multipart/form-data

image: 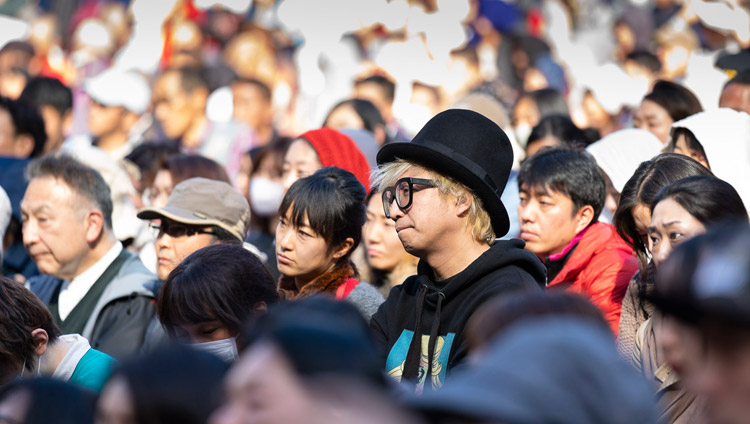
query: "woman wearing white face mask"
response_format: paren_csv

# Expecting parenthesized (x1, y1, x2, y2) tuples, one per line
(157, 244, 279, 362)
(246, 139, 292, 281)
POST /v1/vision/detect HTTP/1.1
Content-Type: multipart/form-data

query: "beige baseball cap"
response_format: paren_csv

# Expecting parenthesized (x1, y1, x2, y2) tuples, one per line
(137, 177, 250, 241)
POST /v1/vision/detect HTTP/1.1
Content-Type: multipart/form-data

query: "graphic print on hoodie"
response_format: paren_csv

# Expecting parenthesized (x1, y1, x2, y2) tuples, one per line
(371, 238, 546, 392)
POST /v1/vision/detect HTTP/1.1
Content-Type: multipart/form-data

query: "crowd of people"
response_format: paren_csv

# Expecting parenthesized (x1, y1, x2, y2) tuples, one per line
(1, 0, 750, 423)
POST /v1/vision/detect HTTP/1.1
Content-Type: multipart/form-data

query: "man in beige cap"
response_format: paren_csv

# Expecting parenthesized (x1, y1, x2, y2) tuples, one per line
(137, 177, 250, 282)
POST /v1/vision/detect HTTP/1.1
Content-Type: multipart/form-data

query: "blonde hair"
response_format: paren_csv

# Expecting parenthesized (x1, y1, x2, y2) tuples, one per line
(372, 159, 495, 245)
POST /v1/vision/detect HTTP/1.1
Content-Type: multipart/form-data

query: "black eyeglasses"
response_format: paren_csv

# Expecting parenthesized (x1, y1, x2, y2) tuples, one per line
(150, 221, 214, 239)
(382, 177, 438, 218)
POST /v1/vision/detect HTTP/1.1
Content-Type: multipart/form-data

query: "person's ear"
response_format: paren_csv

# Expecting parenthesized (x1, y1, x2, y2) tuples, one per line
(30, 328, 49, 356)
(84, 209, 106, 243)
(574, 205, 595, 233)
(13, 134, 34, 158)
(454, 192, 472, 217)
(331, 237, 355, 259)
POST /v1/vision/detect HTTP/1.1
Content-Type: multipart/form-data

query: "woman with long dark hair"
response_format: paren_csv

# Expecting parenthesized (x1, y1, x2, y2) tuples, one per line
(615, 154, 712, 358)
(633, 176, 748, 423)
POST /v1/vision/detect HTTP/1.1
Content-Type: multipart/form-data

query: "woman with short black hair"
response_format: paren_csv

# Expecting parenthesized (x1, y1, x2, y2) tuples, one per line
(276, 167, 383, 319)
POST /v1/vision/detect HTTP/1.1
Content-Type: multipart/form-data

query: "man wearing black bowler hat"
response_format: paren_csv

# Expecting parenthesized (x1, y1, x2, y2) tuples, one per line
(370, 109, 545, 392)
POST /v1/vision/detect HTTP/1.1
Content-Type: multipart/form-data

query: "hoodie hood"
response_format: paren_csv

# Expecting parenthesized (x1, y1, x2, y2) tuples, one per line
(409, 317, 657, 424)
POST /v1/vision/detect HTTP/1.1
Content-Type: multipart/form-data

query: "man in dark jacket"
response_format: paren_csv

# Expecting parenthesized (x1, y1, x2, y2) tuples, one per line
(370, 109, 545, 392)
(23, 155, 156, 359)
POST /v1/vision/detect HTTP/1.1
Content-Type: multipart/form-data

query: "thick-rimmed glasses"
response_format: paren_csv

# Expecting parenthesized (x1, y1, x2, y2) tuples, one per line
(381, 177, 438, 218)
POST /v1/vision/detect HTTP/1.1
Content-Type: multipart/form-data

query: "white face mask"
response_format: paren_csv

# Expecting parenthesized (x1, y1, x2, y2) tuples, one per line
(193, 337, 239, 363)
(514, 124, 533, 148)
(250, 177, 284, 218)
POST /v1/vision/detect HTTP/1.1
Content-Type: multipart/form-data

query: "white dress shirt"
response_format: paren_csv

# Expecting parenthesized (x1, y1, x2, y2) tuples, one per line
(58, 242, 123, 320)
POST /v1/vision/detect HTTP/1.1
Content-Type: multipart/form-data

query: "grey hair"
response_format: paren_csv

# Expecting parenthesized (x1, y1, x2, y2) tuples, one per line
(26, 154, 113, 230)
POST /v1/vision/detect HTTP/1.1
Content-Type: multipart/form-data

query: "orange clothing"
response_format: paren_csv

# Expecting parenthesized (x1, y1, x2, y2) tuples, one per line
(547, 223, 638, 335)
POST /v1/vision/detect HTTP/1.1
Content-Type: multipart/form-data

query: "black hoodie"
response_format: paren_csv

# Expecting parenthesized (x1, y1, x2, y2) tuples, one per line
(370, 238, 545, 392)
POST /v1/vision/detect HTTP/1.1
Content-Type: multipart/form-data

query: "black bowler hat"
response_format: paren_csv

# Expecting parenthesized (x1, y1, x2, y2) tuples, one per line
(377, 109, 513, 237)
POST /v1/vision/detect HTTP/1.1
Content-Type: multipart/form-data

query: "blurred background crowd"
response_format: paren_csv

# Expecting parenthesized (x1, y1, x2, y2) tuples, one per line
(1, 0, 750, 423)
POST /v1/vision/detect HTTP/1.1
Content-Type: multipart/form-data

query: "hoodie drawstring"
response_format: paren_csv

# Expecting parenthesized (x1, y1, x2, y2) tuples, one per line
(402, 284, 427, 382)
(425, 291, 445, 389)
(402, 284, 446, 389)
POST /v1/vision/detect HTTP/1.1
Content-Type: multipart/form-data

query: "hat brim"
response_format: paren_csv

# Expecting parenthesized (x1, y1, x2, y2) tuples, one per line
(377, 142, 510, 237)
(137, 206, 243, 241)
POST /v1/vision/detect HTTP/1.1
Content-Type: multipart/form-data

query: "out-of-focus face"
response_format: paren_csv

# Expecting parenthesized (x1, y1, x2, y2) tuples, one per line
(683, 325, 750, 424)
(633, 99, 673, 144)
(0, 107, 19, 157)
(39, 105, 67, 153)
(280, 139, 321, 193)
(512, 96, 540, 147)
(354, 82, 391, 120)
(364, 194, 413, 272)
(325, 104, 364, 131)
(0, 70, 27, 99)
(96, 375, 136, 424)
(582, 92, 612, 133)
(513, 96, 540, 128)
(153, 71, 202, 140)
(719, 83, 750, 114)
(232, 82, 271, 131)
(147, 170, 173, 209)
(210, 342, 319, 424)
(275, 209, 341, 287)
(21, 176, 93, 280)
(672, 133, 709, 170)
(518, 184, 590, 258)
(614, 22, 636, 53)
(659, 315, 703, 378)
(648, 197, 706, 268)
(154, 218, 217, 282)
(88, 100, 124, 139)
(523, 68, 549, 92)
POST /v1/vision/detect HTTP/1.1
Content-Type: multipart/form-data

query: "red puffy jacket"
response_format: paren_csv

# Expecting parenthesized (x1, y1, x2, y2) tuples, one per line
(547, 223, 638, 336)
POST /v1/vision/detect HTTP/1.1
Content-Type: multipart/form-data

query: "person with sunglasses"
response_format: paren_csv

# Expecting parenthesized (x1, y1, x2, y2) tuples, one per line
(136, 177, 252, 284)
(370, 109, 545, 393)
(136, 177, 257, 352)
